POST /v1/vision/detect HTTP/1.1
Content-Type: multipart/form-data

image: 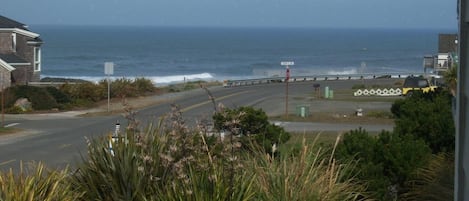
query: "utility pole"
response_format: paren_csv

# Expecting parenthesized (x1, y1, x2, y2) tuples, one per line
(456, 0, 469, 200)
(281, 61, 294, 119)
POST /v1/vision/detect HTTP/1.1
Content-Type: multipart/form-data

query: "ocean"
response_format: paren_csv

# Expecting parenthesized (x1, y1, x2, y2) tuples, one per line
(32, 25, 453, 85)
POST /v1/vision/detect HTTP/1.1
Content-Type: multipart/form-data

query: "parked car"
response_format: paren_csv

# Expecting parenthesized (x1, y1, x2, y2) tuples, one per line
(402, 76, 438, 96)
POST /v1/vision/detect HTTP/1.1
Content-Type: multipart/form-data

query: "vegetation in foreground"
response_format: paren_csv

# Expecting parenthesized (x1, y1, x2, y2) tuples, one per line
(0, 82, 455, 200)
(0, 104, 366, 201)
(335, 89, 455, 200)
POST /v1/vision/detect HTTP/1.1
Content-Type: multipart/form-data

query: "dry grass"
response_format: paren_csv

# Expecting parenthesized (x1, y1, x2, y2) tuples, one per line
(271, 112, 395, 125)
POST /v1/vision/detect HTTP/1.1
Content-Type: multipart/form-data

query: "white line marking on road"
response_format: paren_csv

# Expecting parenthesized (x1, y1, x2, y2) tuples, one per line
(4, 123, 19, 128)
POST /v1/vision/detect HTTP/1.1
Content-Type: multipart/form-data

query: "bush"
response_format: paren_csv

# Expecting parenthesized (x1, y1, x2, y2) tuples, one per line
(61, 82, 105, 102)
(46, 86, 71, 104)
(7, 85, 58, 110)
(109, 78, 136, 98)
(5, 105, 26, 114)
(391, 90, 455, 153)
(132, 77, 155, 95)
(213, 106, 290, 152)
(336, 128, 431, 200)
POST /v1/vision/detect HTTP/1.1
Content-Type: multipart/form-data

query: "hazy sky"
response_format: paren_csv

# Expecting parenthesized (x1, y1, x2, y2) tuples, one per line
(1, 0, 458, 29)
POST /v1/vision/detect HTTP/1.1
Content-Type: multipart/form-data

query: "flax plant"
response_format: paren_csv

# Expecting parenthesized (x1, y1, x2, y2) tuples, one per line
(72, 103, 257, 200)
(0, 162, 82, 201)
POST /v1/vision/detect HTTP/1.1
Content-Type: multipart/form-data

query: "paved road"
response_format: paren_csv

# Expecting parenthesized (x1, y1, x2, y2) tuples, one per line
(0, 79, 396, 171)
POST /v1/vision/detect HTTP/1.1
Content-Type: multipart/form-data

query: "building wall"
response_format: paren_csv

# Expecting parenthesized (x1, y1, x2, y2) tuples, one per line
(0, 32, 13, 53)
(15, 34, 37, 82)
(0, 68, 11, 90)
(11, 65, 30, 85)
(0, 31, 40, 83)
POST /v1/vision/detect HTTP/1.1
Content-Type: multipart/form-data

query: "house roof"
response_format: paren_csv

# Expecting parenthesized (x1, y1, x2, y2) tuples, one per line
(0, 15, 28, 30)
(0, 15, 42, 41)
(0, 59, 15, 72)
(0, 53, 30, 64)
(438, 34, 458, 53)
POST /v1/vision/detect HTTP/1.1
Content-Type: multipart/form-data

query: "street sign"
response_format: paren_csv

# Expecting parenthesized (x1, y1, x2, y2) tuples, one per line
(280, 61, 294, 66)
(104, 62, 114, 75)
(104, 62, 114, 112)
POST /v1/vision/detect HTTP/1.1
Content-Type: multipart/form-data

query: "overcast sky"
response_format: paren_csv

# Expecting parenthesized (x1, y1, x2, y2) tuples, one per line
(1, 0, 458, 29)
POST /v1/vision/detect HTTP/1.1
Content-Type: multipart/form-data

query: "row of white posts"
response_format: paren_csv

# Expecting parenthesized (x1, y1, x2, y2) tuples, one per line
(353, 88, 402, 96)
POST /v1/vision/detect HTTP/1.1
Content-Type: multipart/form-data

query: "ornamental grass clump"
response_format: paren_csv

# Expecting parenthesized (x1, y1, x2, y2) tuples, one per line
(251, 136, 368, 201)
(0, 162, 82, 201)
(72, 103, 256, 201)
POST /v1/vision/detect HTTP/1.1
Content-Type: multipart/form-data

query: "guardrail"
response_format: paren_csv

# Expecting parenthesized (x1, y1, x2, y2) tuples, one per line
(28, 82, 79, 87)
(223, 73, 422, 87)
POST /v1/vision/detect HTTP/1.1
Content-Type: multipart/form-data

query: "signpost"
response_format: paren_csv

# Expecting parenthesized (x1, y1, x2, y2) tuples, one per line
(281, 61, 294, 119)
(104, 62, 114, 112)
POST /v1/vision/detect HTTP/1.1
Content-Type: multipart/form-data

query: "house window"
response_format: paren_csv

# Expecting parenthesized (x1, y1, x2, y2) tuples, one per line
(34, 47, 41, 71)
(11, 33, 16, 52)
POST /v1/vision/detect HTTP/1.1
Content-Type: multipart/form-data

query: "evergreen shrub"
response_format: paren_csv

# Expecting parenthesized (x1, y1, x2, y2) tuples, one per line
(7, 85, 58, 110)
(336, 128, 431, 200)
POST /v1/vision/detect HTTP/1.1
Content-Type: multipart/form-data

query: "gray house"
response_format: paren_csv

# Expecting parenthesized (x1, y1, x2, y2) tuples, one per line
(0, 15, 43, 88)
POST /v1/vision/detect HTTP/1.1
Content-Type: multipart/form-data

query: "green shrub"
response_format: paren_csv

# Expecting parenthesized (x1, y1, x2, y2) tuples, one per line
(61, 82, 105, 102)
(213, 106, 291, 153)
(45, 86, 71, 104)
(132, 77, 155, 95)
(391, 90, 454, 153)
(7, 85, 58, 110)
(5, 106, 26, 114)
(109, 78, 136, 98)
(336, 128, 431, 200)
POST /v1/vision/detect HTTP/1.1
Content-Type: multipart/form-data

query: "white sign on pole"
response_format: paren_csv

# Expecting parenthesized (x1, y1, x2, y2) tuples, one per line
(280, 61, 294, 66)
(104, 62, 114, 75)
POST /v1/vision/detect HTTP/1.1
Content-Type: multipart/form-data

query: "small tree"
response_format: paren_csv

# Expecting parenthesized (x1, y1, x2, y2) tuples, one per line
(213, 106, 290, 152)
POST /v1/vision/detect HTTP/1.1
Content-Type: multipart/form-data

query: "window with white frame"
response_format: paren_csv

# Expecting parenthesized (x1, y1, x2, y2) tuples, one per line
(34, 47, 41, 71)
(11, 33, 16, 52)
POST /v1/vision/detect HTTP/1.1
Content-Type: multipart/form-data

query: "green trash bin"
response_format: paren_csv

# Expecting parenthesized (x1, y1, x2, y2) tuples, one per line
(296, 105, 310, 118)
(324, 86, 329, 99)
